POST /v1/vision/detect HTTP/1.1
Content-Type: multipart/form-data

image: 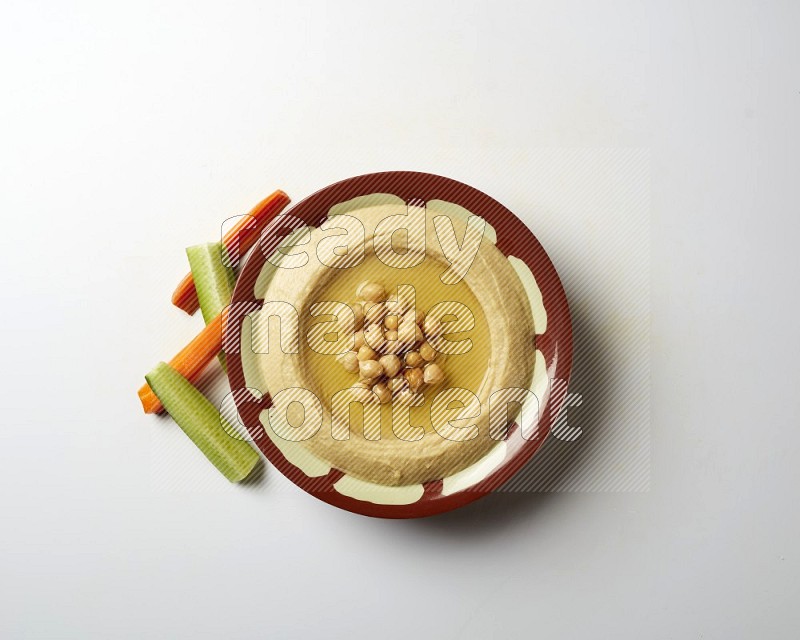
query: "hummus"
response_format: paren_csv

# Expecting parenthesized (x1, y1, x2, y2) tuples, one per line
(251, 200, 536, 486)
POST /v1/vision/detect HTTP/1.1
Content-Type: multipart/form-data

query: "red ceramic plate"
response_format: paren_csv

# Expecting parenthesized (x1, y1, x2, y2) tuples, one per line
(226, 171, 572, 518)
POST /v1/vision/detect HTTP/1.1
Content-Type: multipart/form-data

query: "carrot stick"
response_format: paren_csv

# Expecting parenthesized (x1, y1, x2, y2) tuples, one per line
(171, 189, 291, 314)
(138, 311, 226, 414)
(172, 273, 199, 314)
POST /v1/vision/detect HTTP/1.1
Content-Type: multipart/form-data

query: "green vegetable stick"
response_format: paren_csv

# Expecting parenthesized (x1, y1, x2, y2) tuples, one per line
(186, 242, 236, 324)
(186, 242, 236, 368)
(145, 362, 260, 483)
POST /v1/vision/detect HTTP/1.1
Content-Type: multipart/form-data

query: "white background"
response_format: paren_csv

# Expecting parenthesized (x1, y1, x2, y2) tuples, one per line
(1, 1, 798, 638)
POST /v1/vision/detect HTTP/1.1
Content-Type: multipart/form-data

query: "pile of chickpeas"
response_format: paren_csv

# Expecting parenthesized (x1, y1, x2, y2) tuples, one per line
(337, 280, 446, 404)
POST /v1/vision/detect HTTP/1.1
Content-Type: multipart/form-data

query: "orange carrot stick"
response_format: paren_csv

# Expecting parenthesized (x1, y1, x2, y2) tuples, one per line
(172, 273, 199, 314)
(171, 189, 291, 314)
(138, 311, 226, 414)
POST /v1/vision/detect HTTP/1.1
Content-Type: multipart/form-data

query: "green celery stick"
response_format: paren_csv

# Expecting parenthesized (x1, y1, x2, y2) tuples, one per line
(187, 242, 235, 368)
(145, 362, 260, 483)
(186, 242, 236, 324)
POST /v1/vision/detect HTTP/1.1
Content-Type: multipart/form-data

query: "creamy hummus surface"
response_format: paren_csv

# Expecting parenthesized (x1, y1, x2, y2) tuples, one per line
(251, 201, 536, 486)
